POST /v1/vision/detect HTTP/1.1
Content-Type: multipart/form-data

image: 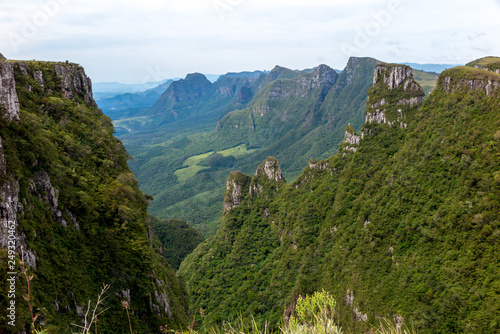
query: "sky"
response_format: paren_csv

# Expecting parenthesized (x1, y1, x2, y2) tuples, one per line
(1, 0, 499, 83)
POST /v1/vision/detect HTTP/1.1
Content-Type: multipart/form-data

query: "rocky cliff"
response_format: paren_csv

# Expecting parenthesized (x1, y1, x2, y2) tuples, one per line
(0, 59, 189, 333)
(223, 171, 251, 214)
(438, 67, 500, 97)
(0, 61, 20, 122)
(341, 124, 361, 153)
(143, 71, 263, 128)
(366, 63, 425, 128)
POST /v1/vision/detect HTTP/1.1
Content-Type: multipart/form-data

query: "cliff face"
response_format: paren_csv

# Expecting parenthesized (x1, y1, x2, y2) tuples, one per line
(341, 124, 361, 153)
(223, 171, 251, 214)
(251, 64, 338, 114)
(223, 158, 285, 215)
(366, 63, 425, 128)
(0, 61, 20, 122)
(132, 71, 264, 132)
(255, 157, 285, 182)
(54, 64, 95, 106)
(0, 59, 189, 333)
(438, 67, 500, 97)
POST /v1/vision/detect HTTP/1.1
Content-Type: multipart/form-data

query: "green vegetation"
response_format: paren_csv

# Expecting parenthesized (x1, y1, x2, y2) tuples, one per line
(151, 217, 204, 270)
(184, 151, 215, 166)
(175, 165, 210, 182)
(412, 70, 439, 95)
(0, 60, 189, 333)
(179, 62, 500, 333)
(441, 66, 500, 80)
(284, 290, 342, 334)
(218, 144, 257, 158)
(466, 56, 500, 72)
(118, 58, 380, 234)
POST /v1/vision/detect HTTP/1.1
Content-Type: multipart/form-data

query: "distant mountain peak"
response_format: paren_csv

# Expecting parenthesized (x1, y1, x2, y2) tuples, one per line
(185, 72, 210, 82)
(312, 64, 338, 86)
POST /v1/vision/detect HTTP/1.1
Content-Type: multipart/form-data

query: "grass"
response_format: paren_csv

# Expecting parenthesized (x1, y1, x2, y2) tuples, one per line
(173, 145, 256, 183)
(183, 152, 215, 166)
(466, 56, 500, 69)
(174, 165, 210, 182)
(218, 144, 257, 158)
(441, 66, 500, 80)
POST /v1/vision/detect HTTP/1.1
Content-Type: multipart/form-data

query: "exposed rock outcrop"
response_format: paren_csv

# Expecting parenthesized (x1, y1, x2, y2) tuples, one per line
(345, 289, 368, 322)
(255, 157, 285, 182)
(223, 158, 285, 209)
(0, 179, 37, 268)
(366, 64, 425, 128)
(308, 158, 330, 170)
(341, 124, 361, 153)
(0, 60, 20, 122)
(31, 171, 75, 228)
(264, 65, 337, 101)
(312, 64, 339, 88)
(223, 171, 251, 214)
(33, 70, 44, 88)
(440, 73, 500, 97)
(152, 279, 173, 318)
(55, 64, 96, 107)
(397, 96, 425, 107)
(373, 64, 421, 91)
(366, 110, 388, 125)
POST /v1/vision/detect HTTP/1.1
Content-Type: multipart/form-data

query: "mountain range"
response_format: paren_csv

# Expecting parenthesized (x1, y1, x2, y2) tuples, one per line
(108, 58, 439, 235)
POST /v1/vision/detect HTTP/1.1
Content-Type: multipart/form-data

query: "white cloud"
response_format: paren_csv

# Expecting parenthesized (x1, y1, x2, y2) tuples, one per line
(0, 0, 499, 82)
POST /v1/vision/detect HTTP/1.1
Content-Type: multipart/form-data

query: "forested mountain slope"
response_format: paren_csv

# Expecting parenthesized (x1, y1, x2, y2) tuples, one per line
(179, 60, 500, 333)
(0, 58, 189, 333)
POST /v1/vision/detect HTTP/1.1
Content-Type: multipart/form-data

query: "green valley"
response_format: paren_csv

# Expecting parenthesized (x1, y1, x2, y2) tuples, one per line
(116, 58, 387, 235)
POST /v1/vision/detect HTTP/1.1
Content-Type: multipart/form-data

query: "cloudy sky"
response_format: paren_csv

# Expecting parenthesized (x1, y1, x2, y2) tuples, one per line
(1, 0, 499, 83)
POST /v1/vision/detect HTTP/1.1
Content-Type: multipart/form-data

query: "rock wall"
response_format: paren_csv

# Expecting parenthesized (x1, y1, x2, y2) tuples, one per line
(440, 76, 500, 97)
(265, 65, 337, 101)
(0, 60, 20, 122)
(255, 157, 285, 182)
(223, 171, 251, 214)
(373, 64, 420, 91)
(366, 64, 425, 127)
(55, 64, 96, 107)
(342, 125, 361, 153)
